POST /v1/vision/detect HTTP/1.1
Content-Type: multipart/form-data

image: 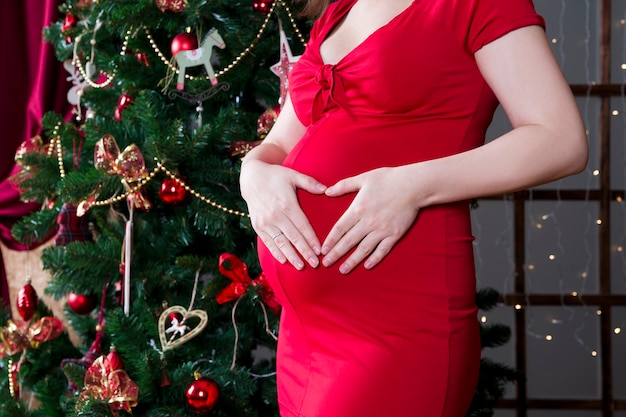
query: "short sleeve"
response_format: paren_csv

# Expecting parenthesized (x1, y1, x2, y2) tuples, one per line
(463, 0, 545, 53)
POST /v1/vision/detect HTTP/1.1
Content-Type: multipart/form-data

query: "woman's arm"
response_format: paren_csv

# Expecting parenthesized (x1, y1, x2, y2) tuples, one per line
(240, 95, 327, 269)
(320, 25, 588, 273)
(416, 25, 588, 205)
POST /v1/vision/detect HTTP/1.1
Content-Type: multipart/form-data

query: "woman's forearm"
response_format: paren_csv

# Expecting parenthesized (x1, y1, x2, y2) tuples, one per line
(413, 124, 588, 209)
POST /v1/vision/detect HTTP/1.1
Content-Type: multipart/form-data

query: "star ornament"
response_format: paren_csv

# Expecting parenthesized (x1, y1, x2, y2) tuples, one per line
(270, 26, 301, 107)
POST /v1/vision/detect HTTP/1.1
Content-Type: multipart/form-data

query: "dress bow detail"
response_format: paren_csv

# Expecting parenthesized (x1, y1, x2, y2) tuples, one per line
(311, 64, 350, 123)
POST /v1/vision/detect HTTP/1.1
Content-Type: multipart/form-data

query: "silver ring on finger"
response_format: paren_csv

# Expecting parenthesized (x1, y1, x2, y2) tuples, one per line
(271, 231, 284, 240)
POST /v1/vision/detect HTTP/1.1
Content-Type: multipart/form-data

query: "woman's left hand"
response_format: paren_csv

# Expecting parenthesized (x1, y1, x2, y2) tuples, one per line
(321, 166, 421, 274)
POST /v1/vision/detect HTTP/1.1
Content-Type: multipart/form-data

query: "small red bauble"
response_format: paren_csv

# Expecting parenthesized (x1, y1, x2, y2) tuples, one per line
(171, 33, 198, 56)
(67, 292, 98, 315)
(106, 346, 125, 371)
(114, 93, 134, 121)
(136, 52, 150, 66)
(252, 0, 273, 14)
(61, 12, 76, 43)
(17, 282, 38, 321)
(257, 105, 280, 139)
(185, 374, 219, 414)
(62, 13, 75, 31)
(158, 177, 187, 204)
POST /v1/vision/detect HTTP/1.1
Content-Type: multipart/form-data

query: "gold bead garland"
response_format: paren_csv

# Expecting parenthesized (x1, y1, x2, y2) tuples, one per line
(74, 58, 116, 88)
(281, 0, 307, 46)
(49, 122, 67, 178)
(157, 163, 249, 218)
(86, 160, 249, 218)
(73, 0, 305, 86)
(48, 123, 247, 217)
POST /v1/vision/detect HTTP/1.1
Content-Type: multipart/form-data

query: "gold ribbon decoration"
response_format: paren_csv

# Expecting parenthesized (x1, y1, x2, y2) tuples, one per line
(0, 317, 64, 358)
(77, 355, 139, 414)
(80, 134, 152, 214)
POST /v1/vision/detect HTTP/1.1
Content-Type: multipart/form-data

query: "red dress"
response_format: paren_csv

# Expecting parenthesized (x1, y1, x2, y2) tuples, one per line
(258, 1, 544, 416)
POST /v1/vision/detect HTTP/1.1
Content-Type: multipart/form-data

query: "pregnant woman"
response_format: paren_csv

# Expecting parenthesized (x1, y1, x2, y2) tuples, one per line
(240, 0, 588, 415)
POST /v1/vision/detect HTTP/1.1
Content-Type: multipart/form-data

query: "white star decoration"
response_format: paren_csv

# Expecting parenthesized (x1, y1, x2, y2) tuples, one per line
(270, 24, 301, 107)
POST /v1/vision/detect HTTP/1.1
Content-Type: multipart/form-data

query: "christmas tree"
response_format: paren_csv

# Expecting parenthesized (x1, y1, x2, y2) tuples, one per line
(1, 0, 304, 415)
(0, 1, 517, 416)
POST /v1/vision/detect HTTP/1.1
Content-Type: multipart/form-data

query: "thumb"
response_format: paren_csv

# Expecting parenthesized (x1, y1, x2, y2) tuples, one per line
(325, 175, 360, 197)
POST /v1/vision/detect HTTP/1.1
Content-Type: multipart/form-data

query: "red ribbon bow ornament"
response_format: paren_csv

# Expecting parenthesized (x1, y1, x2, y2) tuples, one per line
(216, 253, 280, 314)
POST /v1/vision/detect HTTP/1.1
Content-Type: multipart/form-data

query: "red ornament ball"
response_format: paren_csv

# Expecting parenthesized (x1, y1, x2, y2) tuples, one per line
(67, 292, 98, 315)
(17, 282, 38, 321)
(252, 0, 273, 14)
(158, 177, 187, 204)
(114, 93, 134, 121)
(185, 376, 219, 414)
(257, 105, 280, 139)
(171, 33, 198, 56)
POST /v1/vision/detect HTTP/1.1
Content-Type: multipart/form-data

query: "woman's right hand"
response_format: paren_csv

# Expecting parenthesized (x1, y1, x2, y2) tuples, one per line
(240, 158, 327, 270)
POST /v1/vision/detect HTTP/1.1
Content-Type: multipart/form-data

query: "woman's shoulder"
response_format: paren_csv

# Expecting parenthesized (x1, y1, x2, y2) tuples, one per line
(418, 0, 545, 54)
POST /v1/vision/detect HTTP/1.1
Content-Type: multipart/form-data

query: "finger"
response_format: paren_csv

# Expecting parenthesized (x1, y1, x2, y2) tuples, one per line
(321, 219, 363, 267)
(325, 175, 361, 197)
(275, 202, 322, 266)
(336, 231, 399, 274)
(261, 231, 304, 270)
(320, 203, 361, 256)
(260, 234, 287, 265)
(258, 207, 320, 269)
(363, 236, 395, 270)
(285, 223, 321, 267)
(293, 172, 327, 195)
(272, 233, 306, 270)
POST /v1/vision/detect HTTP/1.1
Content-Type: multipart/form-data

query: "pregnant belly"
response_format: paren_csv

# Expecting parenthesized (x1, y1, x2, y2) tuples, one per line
(282, 113, 458, 238)
(283, 112, 465, 185)
(260, 112, 476, 309)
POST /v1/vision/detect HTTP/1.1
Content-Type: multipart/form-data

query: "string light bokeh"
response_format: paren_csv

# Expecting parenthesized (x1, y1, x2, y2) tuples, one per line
(469, 0, 626, 410)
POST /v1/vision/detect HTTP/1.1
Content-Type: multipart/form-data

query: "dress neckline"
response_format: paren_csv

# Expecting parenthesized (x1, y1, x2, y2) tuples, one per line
(318, 0, 416, 66)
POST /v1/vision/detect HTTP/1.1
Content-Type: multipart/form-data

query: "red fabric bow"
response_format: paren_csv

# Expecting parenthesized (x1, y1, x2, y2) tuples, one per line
(311, 64, 350, 124)
(216, 253, 280, 314)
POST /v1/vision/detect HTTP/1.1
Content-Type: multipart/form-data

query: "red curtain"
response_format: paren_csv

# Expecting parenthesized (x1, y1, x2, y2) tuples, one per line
(0, 0, 69, 309)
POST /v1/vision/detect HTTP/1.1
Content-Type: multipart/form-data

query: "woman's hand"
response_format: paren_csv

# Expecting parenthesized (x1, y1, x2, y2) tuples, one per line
(321, 166, 421, 274)
(240, 159, 327, 270)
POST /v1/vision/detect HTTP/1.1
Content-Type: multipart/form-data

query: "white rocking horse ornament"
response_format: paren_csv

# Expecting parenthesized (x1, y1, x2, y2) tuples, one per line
(174, 28, 226, 90)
